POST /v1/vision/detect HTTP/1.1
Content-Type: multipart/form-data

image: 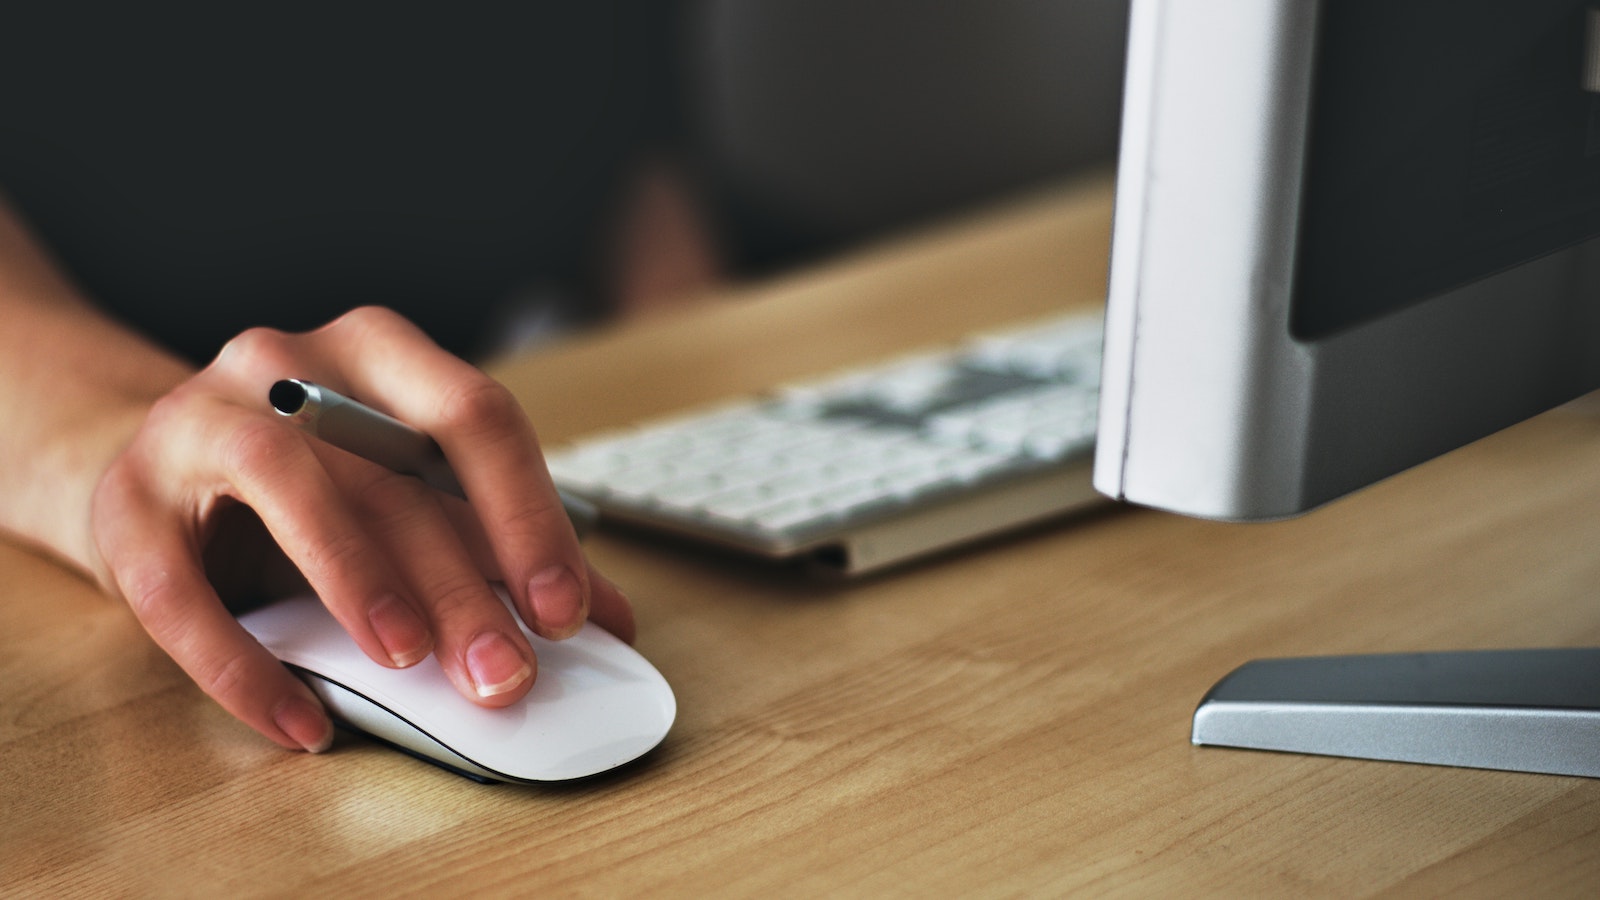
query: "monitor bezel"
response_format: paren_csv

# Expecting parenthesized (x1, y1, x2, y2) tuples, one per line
(1094, 0, 1600, 520)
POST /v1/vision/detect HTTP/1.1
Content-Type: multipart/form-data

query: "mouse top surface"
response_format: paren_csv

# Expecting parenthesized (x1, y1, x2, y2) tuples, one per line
(238, 592, 675, 782)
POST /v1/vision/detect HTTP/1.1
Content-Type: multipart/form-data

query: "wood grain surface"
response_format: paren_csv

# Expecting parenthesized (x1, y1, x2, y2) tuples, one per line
(5, 175, 1600, 896)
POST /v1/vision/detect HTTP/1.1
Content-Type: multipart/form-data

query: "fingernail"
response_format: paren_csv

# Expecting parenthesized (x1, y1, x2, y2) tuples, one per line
(466, 631, 533, 698)
(528, 565, 585, 638)
(275, 694, 334, 753)
(368, 593, 433, 667)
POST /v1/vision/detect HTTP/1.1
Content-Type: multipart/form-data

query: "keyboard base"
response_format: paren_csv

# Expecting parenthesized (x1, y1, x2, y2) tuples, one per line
(586, 460, 1105, 577)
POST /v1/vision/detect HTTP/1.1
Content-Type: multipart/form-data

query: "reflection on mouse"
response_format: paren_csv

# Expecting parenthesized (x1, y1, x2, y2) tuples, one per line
(238, 592, 676, 783)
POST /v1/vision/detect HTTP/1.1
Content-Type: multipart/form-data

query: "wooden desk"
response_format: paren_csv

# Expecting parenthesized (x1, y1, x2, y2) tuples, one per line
(6, 176, 1600, 895)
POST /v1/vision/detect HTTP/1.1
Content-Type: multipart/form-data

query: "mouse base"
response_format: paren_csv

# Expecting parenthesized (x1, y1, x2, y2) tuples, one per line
(332, 722, 502, 785)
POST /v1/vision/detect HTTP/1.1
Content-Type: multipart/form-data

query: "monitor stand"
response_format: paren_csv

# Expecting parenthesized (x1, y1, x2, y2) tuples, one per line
(1191, 648, 1600, 777)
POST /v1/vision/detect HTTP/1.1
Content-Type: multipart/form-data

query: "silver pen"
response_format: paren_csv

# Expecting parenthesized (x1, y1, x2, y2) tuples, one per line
(269, 379, 596, 536)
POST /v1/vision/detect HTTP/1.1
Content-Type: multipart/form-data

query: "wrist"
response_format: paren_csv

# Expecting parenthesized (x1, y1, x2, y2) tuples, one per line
(0, 201, 195, 588)
(42, 398, 164, 590)
(0, 314, 192, 590)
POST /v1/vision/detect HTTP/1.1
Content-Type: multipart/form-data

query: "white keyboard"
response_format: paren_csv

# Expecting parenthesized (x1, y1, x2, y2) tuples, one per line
(545, 311, 1106, 575)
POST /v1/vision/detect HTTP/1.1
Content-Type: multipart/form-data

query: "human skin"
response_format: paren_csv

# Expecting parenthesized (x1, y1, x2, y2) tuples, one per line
(0, 197, 634, 753)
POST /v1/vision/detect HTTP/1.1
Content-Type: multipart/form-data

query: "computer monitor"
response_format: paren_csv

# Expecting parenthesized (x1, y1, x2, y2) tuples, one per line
(1094, 0, 1600, 776)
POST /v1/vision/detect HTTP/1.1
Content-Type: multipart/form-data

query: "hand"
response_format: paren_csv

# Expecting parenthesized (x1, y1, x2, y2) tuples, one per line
(90, 306, 634, 753)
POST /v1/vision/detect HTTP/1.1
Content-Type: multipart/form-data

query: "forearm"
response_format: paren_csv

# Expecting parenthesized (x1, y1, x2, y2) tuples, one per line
(0, 197, 192, 584)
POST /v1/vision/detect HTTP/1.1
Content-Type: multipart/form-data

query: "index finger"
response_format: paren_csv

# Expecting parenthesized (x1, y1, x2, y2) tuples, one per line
(312, 307, 590, 640)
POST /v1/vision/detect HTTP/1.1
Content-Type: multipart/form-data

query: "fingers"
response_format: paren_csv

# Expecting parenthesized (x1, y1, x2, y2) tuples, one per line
(156, 393, 435, 672)
(435, 497, 636, 645)
(307, 307, 596, 641)
(164, 384, 544, 705)
(586, 563, 637, 645)
(324, 450, 538, 704)
(92, 308, 638, 755)
(94, 468, 333, 753)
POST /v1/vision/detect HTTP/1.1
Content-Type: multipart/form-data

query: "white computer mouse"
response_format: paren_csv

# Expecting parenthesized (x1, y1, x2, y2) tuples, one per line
(237, 591, 675, 783)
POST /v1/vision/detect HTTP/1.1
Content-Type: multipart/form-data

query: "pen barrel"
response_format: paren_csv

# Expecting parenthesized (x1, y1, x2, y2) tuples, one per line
(278, 381, 466, 500)
(270, 379, 596, 535)
(324, 402, 465, 499)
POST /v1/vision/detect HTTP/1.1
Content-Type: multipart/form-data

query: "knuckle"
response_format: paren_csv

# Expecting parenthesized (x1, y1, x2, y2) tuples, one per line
(140, 386, 201, 434)
(298, 528, 371, 583)
(437, 376, 523, 438)
(194, 648, 256, 706)
(326, 305, 404, 340)
(496, 494, 567, 542)
(421, 570, 495, 625)
(220, 418, 304, 483)
(340, 304, 400, 327)
(118, 567, 263, 711)
(215, 326, 292, 374)
(119, 563, 185, 625)
(355, 471, 436, 521)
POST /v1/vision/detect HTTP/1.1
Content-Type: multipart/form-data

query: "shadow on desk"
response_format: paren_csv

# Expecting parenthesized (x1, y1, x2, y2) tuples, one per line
(7, 179, 1600, 895)
(589, 500, 1127, 596)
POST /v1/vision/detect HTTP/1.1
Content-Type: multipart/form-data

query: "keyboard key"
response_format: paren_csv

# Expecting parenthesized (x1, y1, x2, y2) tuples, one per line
(545, 311, 1105, 565)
